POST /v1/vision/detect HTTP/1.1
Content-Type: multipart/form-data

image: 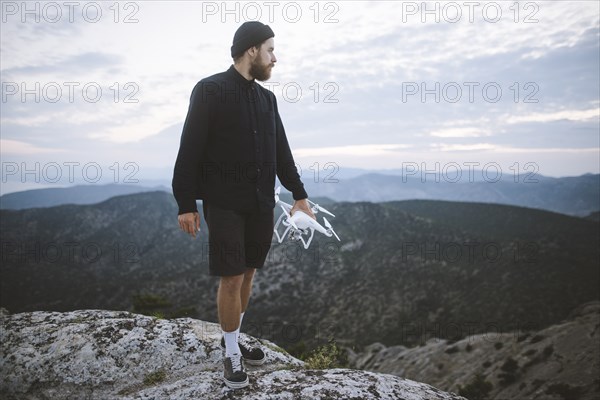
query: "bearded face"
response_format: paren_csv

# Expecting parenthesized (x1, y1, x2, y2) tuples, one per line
(249, 55, 273, 81)
(248, 39, 276, 81)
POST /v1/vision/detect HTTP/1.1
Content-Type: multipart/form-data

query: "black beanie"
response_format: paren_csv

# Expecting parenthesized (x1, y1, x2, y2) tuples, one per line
(231, 21, 275, 58)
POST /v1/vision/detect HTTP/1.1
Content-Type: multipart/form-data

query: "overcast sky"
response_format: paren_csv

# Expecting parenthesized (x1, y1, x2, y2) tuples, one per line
(1, 1, 599, 194)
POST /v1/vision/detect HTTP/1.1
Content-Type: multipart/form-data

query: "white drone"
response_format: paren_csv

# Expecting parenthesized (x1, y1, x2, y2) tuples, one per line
(273, 186, 340, 249)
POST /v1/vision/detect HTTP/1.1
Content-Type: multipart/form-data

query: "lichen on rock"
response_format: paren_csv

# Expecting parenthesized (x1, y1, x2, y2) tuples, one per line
(1, 310, 465, 399)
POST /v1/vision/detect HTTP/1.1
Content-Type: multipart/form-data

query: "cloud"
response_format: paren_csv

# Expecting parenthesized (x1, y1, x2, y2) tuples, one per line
(430, 143, 600, 153)
(505, 108, 599, 124)
(0, 139, 66, 155)
(294, 144, 411, 157)
(1, 1, 598, 182)
(284, 1, 599, 85)
(429, 127, 491, 138)
(1, 52, 122, 78)
(431, 143, 497, 152)
(492, 146, 600, 154)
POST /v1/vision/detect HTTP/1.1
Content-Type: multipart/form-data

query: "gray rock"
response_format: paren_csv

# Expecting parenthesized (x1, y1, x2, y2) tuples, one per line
(351, 301, 600, 400)
(1, 309, 466, 399)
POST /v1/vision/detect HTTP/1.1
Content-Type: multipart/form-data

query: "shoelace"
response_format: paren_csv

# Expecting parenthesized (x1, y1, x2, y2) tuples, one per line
(230, 353, 243, 372)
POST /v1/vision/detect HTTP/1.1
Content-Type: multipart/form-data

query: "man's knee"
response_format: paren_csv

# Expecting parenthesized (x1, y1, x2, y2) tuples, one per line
(220, 274, 244, 292)
(244, 268, 256, 280)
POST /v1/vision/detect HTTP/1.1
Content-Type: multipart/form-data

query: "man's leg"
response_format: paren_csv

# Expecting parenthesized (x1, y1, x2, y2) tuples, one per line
(235, 268, 255, 342)
(203, 202, 249, 389)
(240, 268, 256, 313)
(218, 274, 244, 332)
(228, 209, 272, 366)
(219, 268, 254, 337)
(232, 267, 266, 366)
(217, 273, 249, 389)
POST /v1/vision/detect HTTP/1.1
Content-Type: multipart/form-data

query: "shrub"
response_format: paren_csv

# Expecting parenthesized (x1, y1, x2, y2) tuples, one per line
(287, 340, 308, 360)
(445, 345, 459, 354)
(132, 293, 172, 316)
(516, 333, 530, 342)
(523, 348, 537, 356)
(304, 339, 346, 369)
(143, 369, 166, 386)
(498, 357, 519, 385)
(151, 311, 165, 319)
(458, 373, 493, 400)
(543, 344, 554, 357)
(131, 293, 197, 319)
(529, 334, 545, 344)
(545, 383, 582, 400)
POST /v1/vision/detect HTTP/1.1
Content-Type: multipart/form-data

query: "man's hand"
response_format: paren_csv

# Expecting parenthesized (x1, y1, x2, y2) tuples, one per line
(178, 211, 201, 238)
(290, 198, 316, 220)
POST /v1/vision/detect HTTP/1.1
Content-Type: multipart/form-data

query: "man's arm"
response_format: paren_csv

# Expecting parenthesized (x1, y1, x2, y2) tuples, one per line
(172, 81, 213, 236)
(272, 95, 315, 220)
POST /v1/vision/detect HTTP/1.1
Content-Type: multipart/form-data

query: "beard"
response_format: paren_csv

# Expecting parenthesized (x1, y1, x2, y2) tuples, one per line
(249, 58, 273, 81)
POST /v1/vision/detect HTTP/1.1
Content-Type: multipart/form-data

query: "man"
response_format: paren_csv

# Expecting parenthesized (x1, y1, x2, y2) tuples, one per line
(172, 21, 315, 389)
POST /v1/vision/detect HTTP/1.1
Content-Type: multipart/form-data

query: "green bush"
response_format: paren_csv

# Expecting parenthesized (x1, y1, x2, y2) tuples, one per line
(545, 383, 582, 400)
(151, 311, 165, 319)
(458, 373, 493, 400)
(132, 293, 172, 316)
(530, 334, 545, 344)
(287, 340, 308, 360)
(543, 344, 554, 357)
(131, 293, 196, 320)
(523, 348, 537, 356)
(143, 369, 166, 386)
(304, 339, 346, 370)
(445, 345, 459, 354)
(498, 357, 519, 385)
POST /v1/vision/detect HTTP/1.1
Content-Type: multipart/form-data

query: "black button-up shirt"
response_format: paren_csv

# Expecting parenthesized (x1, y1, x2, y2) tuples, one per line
(172, 65, 308, 215)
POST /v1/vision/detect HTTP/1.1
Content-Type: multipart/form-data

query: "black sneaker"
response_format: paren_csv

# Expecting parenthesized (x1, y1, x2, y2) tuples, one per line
(221, 336, 266, 366)
(223, 353, 249, 389)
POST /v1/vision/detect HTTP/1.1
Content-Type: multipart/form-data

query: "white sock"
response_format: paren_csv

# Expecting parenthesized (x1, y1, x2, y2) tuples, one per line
(223, 330, 241, 357)
(235, 312, 245, 342)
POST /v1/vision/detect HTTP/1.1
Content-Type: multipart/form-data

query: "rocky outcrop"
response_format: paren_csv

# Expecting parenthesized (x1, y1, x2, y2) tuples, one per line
(349, 301, 600, 400)
(0, 309, 465, 399)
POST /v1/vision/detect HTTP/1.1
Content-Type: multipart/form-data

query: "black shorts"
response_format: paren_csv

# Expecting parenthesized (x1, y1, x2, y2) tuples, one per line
(202, 201, 274, 276)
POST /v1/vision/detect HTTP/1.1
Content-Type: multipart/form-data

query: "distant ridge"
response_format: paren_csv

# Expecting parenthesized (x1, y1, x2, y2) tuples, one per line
(0, 184, 169, 210)
(2, 173, 598, 217)
(304, 172, 600, 217)
(585, 211, 600, 221)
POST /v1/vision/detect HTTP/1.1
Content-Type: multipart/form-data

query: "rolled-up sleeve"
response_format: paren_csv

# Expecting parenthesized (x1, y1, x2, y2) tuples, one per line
(172, 81, 213, 215)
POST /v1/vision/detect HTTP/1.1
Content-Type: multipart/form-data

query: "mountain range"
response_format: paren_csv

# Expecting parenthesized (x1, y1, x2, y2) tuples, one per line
(303, 172, 600, 217)
(1, 172, 598, 217)
(1, 191, 597, 354)
(0, 183, 167, 210)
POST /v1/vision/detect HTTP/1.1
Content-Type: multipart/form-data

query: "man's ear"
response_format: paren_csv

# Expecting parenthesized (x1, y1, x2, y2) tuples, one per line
(247, 45, 260, 58)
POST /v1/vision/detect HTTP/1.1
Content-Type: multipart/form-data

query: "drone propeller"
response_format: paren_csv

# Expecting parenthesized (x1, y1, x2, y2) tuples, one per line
(323, 217, 340, 241)
(307, 199, 335, 217)
(275, 186, 281, 204)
